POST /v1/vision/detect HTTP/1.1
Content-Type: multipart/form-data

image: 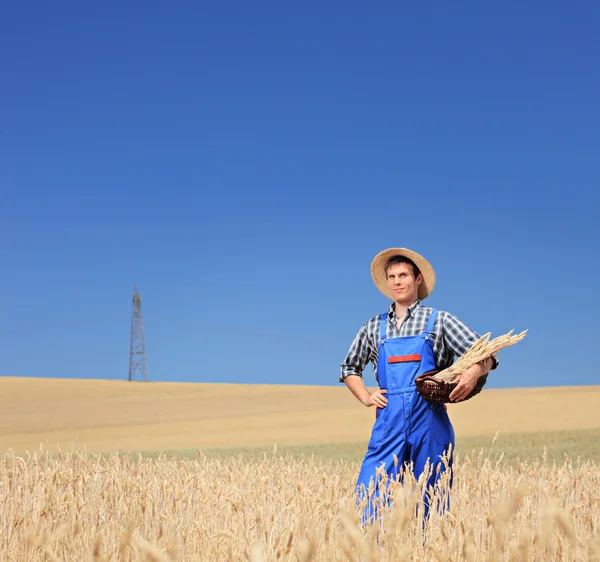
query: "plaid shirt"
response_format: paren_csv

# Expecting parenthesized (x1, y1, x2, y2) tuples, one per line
(340, 300, 497, 384)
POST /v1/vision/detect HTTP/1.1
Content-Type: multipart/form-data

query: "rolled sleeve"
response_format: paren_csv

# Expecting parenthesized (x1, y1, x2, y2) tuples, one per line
(339, 324, 372, 383)
(490, 354, 499, 370)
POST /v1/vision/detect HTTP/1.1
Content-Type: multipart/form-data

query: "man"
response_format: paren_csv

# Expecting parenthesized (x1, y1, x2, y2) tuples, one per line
(340, 248, 496, 520)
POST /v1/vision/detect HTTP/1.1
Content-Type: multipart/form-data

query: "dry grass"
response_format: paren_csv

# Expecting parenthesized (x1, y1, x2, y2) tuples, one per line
(1, 445, 598, 561)
(1, 378, 599, 454)
(147, 428, 600, 465)
(2, 378, 599, 560)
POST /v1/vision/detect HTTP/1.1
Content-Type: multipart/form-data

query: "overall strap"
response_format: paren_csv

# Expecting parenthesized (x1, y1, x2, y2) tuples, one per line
(425, 309, 438, 334)
(379, 313, 388, 341)
(377, 313, 388, 389)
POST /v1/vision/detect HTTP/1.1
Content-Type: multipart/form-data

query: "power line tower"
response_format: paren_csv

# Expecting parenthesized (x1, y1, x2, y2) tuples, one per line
(128, 284, 147, 381)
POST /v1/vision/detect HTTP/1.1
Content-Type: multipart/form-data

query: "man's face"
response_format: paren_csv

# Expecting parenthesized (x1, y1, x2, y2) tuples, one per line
(386, 262, 422, 304)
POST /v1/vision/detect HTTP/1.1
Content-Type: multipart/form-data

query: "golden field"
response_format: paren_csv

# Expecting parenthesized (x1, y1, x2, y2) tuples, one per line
(0, 377, 599, 455)
(1, 377, 600, 560)
(2, 444, 600, 560)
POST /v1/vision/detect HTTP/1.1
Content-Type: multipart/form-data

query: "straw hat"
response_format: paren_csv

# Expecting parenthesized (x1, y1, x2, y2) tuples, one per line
(370, 248, 436, 300)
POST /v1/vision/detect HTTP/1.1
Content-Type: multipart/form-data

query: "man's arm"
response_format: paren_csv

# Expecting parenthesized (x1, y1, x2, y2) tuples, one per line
(340, 322, 388, 408)
(343, 375, 388, 408)
(441, 312, 497, 402)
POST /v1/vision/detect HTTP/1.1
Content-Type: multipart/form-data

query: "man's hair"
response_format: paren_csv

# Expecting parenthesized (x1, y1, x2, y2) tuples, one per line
(385, 255, 421, 279)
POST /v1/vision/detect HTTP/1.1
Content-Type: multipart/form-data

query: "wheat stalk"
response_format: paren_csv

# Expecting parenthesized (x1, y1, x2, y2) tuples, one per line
(433, 329, 527, 382)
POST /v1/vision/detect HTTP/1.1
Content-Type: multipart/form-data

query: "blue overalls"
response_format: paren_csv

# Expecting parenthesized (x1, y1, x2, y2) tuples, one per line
(356, 310, 454, 521)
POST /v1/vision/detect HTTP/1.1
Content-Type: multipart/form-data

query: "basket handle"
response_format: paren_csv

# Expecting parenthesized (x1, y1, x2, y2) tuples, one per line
(415, 369, 443, 385)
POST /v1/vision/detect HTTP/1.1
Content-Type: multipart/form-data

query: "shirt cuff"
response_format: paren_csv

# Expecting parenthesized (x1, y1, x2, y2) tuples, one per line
(339, 368, 362, 383)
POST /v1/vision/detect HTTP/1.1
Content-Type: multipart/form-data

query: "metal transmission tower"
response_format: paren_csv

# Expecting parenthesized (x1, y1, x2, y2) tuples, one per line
(128, 285, 147, 381)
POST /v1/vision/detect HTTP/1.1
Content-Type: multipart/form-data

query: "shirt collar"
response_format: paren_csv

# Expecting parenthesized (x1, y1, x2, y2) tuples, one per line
(388, 300, 422, 320)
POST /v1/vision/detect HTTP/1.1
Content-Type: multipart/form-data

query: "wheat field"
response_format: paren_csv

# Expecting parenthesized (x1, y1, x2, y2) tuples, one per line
(1, 378, 599, 561)
(2, 446, 599, 561)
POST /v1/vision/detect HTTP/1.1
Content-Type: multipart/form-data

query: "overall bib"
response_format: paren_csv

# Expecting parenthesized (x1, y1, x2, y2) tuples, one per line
(356, 310, 455, 521)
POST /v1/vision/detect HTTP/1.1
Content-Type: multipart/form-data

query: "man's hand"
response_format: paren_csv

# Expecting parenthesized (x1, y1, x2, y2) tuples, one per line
(448, 372, 478, 402)
(342, 375, 388, 408)
(363, 389, 388, 408)
(449, 357, 494, 403)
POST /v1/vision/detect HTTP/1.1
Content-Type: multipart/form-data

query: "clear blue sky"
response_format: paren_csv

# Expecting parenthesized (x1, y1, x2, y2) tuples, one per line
(1, 1, 599, 388)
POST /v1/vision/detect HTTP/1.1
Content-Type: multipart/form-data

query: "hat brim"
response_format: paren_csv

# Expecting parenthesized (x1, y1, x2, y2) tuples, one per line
(371, 248, 436, 301)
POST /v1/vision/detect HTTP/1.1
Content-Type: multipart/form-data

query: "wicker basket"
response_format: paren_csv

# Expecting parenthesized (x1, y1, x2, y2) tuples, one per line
(414, 369, 488, 404)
